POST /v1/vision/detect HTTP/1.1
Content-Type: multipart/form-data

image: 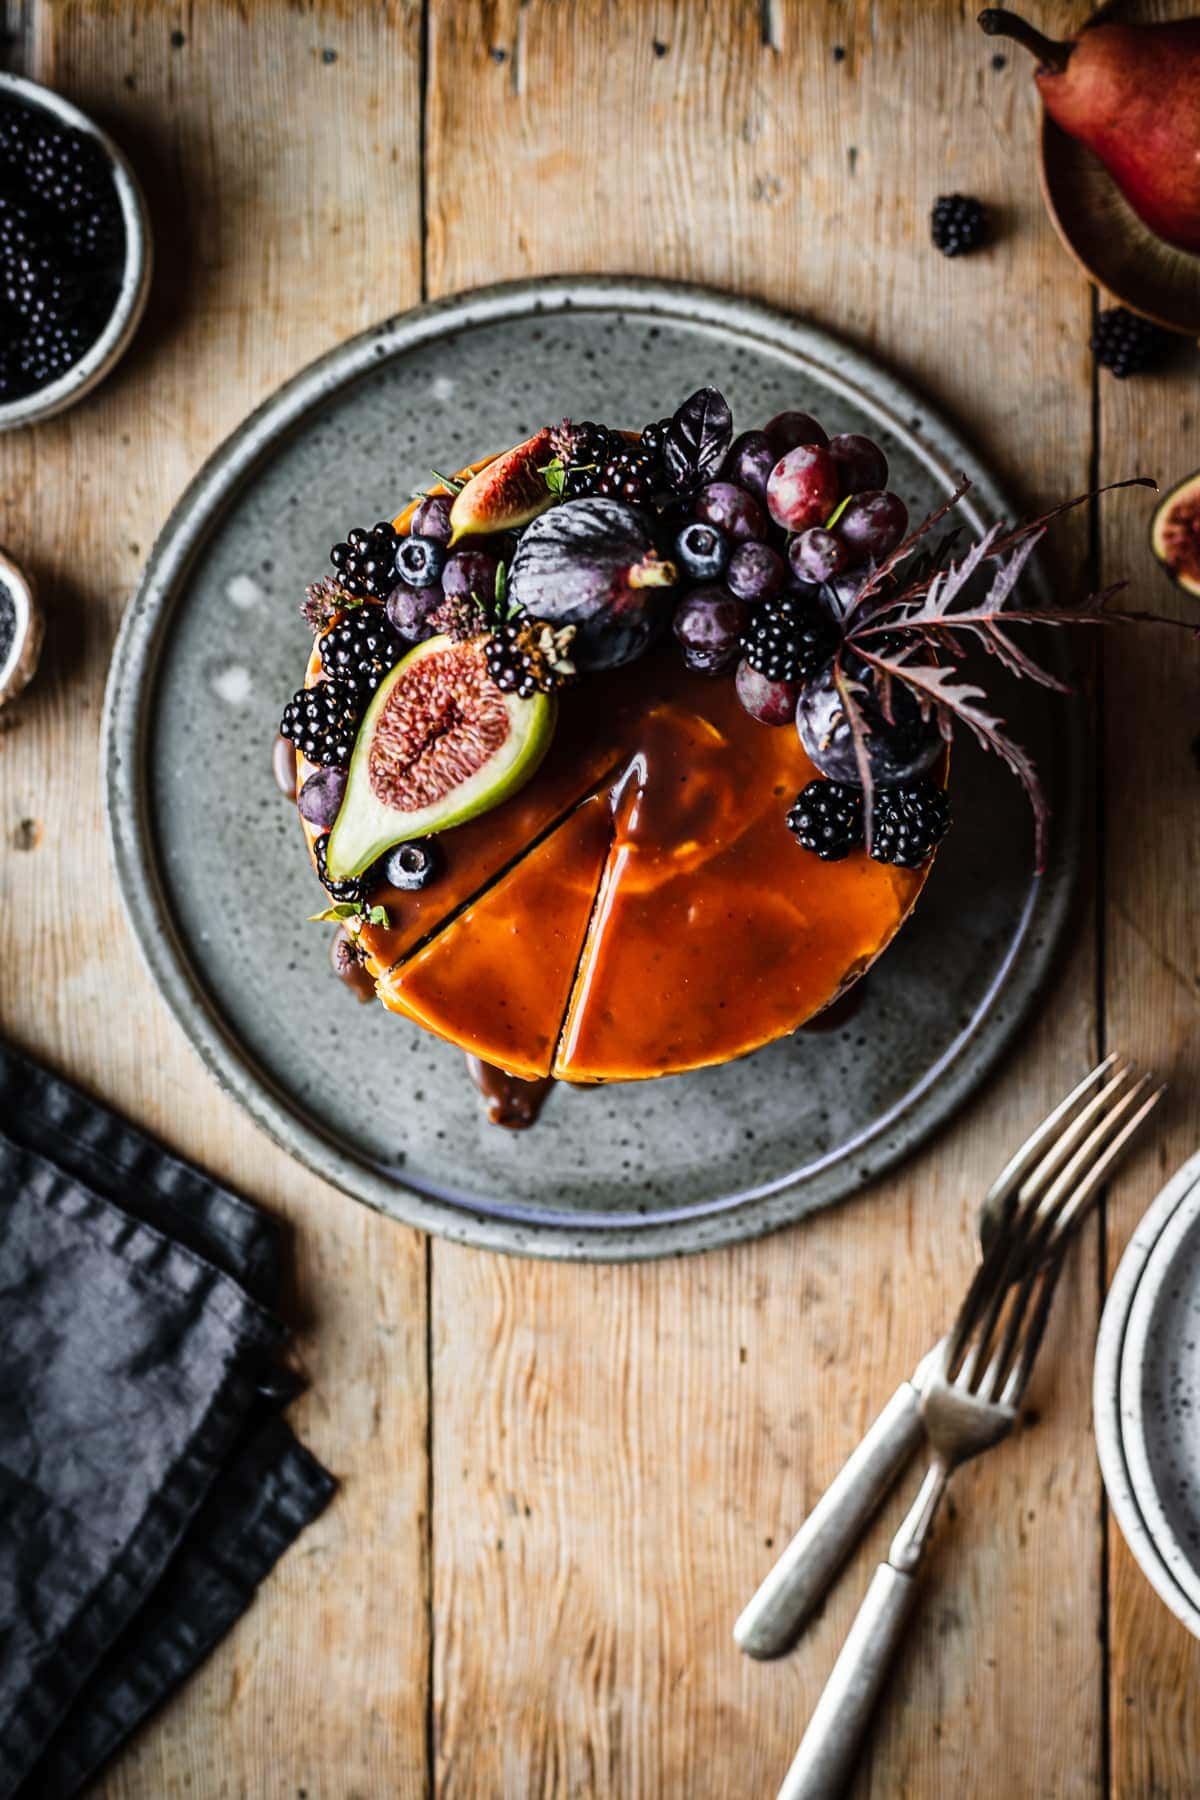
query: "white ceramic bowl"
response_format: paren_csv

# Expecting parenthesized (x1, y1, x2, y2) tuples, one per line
(1094, 1147, 1200, 1641)
(0, 72, 152, 430)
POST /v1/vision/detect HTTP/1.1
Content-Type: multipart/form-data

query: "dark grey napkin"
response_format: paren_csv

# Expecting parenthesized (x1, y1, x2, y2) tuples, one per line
(0, 1041, 336, 1799)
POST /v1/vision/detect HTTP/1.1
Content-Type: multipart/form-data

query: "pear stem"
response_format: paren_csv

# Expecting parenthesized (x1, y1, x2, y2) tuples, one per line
(977, 8, 1073, 75)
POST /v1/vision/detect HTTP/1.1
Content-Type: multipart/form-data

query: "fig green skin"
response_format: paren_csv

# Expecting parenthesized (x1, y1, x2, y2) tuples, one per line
(324, 635, 556, 881)
(508, 497, 676, 670)
(1149, 468, 1200, 599)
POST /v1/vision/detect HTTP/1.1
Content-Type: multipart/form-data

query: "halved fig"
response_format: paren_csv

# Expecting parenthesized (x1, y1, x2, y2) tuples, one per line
(324, 634, 555, 881)
(448, 426, 555, 542)
(1150, 470, 1200, 599)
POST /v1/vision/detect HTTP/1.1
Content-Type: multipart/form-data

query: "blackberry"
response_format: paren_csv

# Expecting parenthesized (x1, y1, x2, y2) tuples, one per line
(549, 418, 613, 498)
(869, 779, 950, 868)
(279, 677, 361, 768)
(330, 521, 400, 600)
(314, 832, 368, 908)
(13, 317, 91, 387)
(739, 593, 834, 684)
(318, 605, 403, 704)
(931, 194, 987, 257)
(1091, 307, 1169, 379)
(639, 416, 673, 456)
(787, 780, 864, 861)
(485, 616, 577, 698)
(596, 444, 659, 505)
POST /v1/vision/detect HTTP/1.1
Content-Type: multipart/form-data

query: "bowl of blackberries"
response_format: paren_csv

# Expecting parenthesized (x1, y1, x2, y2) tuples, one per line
(0, 73, 151, 429)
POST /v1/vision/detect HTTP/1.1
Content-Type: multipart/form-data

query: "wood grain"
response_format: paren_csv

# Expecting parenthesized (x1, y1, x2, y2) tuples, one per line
(0, 0, 1195, 1794)
(1, 6, 432, 1798)
(426, 4, 1103, 1794)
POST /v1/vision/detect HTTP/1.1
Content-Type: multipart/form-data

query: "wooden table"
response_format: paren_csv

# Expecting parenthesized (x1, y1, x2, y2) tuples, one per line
(1, 2, 1197, 1793)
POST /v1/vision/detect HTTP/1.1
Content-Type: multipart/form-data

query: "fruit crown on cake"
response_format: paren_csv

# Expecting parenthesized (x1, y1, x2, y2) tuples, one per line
(280, 385, 1167, 932)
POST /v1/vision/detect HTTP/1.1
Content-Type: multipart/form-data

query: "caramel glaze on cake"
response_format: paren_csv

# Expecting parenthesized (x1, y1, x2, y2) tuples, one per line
(297, 639, 938, 1084)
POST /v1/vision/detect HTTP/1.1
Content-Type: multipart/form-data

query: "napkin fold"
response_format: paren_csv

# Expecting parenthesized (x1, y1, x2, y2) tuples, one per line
(0, 1041, 335, 1799)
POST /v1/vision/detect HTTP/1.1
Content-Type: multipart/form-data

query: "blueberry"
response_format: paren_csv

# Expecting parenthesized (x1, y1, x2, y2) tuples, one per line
(394, 535, 446, 587)
(379, 837, 442, 891)
(675, 521, 730, 582)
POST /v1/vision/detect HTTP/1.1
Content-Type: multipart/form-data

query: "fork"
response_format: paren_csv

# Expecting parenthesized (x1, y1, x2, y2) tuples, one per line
(734, 1056, 1154, 1662)
(772, 1069, 1163, 1800)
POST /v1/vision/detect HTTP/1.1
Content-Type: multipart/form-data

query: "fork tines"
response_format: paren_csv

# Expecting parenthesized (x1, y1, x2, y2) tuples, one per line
(946, 1056, 1164, 1400)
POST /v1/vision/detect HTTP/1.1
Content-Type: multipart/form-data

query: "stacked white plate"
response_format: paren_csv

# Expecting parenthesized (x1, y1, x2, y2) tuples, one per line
(1095, 1148, 1200, 1637)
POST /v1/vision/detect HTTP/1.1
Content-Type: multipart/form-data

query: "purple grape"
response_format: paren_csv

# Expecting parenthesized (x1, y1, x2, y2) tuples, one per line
(672, 586, 750, 674)
(764, 410, 829, 456)
(694, 481, 767, 544)
(790, 527, 850, 585)
(297, 766, 348, 829)
(411, 493, 453, 542)
(834, 491, 909, 564)
(726, 540, 784, 602)
(721, 430, 775, 499)
(827, 433, 888, 495)
(735, 658, 798, 725)
(386, 583, 443, 640)
(441, 550, 499, 605)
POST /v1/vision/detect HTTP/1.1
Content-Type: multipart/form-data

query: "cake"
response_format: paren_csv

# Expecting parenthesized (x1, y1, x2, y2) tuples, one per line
(279, 386, 1081, 1126)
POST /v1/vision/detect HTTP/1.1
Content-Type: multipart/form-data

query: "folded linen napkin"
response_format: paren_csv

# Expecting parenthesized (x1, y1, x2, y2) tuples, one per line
(0, 1040, 335, 1798)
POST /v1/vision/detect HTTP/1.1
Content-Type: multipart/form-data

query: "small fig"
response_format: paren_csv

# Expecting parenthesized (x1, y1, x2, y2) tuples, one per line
(507, 497, 676, 671)
(449, 428, 555, 542)
(1150, 469, 1200, 598)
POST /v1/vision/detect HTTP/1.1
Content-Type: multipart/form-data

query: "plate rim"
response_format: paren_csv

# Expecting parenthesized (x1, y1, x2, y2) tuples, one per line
(1094, 1148, 1200, 1640)
(1117, 1174, 1200, 1614)
(102, 274, 1083, 1261)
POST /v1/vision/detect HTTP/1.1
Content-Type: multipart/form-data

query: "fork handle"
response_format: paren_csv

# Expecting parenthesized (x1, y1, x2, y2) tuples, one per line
(776, 1562, 920, 1800)
(734, 1379, 925, 1659)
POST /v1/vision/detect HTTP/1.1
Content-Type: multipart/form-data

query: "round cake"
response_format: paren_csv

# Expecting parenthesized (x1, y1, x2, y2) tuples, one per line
(280, 390, 953, 1113)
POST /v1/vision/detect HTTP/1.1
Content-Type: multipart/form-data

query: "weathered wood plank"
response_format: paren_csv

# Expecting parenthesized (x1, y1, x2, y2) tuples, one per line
(0, 5, 430, 1796)
(1101, 254, 1200, 1800)
(426, 3, 1100, 1794)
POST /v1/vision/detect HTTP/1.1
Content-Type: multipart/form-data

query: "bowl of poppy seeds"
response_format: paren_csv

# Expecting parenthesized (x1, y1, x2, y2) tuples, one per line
(0, 72, 151, 429)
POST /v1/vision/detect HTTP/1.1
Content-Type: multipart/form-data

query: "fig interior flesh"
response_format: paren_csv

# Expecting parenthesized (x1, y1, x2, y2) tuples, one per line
(324, 634, 556, 880)
(1149, 469, 1200, 599)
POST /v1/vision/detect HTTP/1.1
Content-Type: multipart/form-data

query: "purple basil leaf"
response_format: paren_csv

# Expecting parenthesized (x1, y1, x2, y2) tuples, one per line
(664, 386, 733, 493)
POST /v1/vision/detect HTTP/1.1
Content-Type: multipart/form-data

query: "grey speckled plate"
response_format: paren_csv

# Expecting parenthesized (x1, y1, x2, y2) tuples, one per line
(1119, 1170, 1200, 1621)
(1095, 1150, 1200, 1640)
(103, 278, 1083, 1260)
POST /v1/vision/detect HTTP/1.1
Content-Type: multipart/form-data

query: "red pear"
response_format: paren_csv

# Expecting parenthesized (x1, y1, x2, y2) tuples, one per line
(980, 8, 1200, 255)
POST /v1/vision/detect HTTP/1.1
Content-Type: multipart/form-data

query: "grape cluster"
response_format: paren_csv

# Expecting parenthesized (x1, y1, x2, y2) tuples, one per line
(0, 101, 124, 403)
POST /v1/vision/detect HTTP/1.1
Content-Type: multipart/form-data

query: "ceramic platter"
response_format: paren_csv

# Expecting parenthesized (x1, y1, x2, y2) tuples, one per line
(1096, 1149, 1200, 1640)
(104, 278, 1083, 1260)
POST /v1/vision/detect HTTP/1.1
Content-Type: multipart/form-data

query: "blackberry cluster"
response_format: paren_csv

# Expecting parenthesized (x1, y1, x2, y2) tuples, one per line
(595, 444, 659, 504)
(788, 777, 950, 867)
(930, 193, 987, 257)
(314, 832, 367, 908)
(740, 594, 834, 684)
(1091, 307, 1169, 380)
(869, 779, 950, 868)
(0, 101, 124, 403)
(318, 605, 403, 704)
(279, 678, 360, 768)
(787, 780, 863, 861)
(485, 616, 576, 698)
(549, 419, 614, 498)
(330, 522, 401, 600)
